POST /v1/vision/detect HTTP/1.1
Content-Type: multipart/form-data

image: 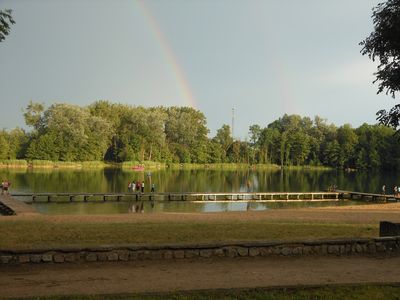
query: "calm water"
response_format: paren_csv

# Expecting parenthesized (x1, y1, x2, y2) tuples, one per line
(1, 168, 398, 214)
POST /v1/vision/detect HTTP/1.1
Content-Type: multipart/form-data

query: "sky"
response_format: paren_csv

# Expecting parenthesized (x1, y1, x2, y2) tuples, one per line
(0, 0, 396, 139)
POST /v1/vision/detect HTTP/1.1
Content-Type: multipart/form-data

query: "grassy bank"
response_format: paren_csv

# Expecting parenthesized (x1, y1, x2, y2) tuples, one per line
(0, 218, 377, 250)
(0, 159, 28, 168)
(0, 160, 110, 169)
(0, 159, 334, 171)
(19, 284, 400, 300)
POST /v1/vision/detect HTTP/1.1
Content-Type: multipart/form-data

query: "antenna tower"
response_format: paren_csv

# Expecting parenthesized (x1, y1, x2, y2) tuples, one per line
(231, 107, 235, 139)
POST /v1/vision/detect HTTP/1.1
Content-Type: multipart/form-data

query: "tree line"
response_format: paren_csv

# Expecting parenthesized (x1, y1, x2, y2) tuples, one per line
(1, 100, 400, 170)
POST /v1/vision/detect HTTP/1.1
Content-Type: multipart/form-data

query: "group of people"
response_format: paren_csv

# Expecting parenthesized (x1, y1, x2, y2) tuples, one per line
(381, 185, 400, 197)
(0, 180, 11, 195)
(127, 180, 156, 193)
(327, 185, 337, 192)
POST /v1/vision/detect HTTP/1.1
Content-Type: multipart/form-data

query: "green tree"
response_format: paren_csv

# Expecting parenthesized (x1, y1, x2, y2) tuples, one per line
(360, 0, 400, 129)
(26, 103, 112, 161)
(0, 9, 15, 42)
(213, 124, 233, 162)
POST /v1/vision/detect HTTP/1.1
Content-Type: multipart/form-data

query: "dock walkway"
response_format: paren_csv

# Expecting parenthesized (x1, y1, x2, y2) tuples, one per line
(10, 192, 341, 203)
(0, 194, 39, 216)
(338, 190, 400, 202)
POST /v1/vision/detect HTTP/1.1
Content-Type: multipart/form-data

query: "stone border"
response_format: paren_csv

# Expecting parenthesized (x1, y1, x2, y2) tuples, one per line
(1, 237, 400, 265)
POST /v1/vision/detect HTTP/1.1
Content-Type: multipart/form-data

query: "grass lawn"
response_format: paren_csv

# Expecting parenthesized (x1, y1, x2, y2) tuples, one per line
(20, 284, 400, 300)
(0, 218, 378, 250)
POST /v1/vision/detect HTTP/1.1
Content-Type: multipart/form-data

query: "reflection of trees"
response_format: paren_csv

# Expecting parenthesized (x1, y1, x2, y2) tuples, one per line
(2, 168, 399, 196)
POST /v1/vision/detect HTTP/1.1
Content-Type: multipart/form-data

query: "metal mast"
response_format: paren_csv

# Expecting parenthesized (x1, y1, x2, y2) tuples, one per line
(231, 107, 235, 139)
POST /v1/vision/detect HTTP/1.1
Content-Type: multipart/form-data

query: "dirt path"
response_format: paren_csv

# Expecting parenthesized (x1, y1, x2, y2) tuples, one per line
(1, 256, 400, 298)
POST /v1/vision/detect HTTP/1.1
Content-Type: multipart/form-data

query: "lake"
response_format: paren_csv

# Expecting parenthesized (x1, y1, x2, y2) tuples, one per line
(1, 168, 398, 214)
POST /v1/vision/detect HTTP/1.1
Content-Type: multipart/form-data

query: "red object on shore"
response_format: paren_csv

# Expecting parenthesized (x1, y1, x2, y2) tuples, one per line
(132, 165, 144, 171)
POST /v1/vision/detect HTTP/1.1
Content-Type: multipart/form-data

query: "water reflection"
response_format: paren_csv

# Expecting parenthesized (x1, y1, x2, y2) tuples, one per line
(2, 167, 399, 215)
(27, 199, 366, 215)
(1, 168, 400, 194)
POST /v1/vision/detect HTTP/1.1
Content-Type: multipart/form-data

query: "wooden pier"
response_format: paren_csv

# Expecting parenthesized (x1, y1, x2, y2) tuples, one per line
(0, 194, 39, 216)
(10, 191, 341, 203)
(338, 190, 400, 202)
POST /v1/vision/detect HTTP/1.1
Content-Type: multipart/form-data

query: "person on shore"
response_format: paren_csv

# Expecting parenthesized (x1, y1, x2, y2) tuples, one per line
(127, 181, 132, 192)
(131, 180, 136, 192)
(1, 180, 10, 195)
(136, 181, 141, 192)
(382, 185, 386, 195)
(141, 181, 145, 193)
(151, 183, 155, 193)
(246, 180, 251, 192)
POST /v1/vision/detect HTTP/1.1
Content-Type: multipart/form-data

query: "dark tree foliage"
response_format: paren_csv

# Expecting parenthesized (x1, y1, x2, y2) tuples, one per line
(0, 9, 15, 42)
(360, 0, 400, 129)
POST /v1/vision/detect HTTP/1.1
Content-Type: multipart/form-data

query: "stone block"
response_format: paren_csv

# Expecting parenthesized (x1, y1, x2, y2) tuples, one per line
(86, 253, 97, 262)
(143, 250, 152, 260)
(328, 245, 339, 255)
(272, 247, 281, 255)
(213, 248, 224, 257)
(0, 256, 13, 264)
(292, 247, 302, 255)
(174, 250, 185, 259)
(249, 248, 260, 257)
(281, 247, 292, 256)
(98, 252, 108, 261)
(185, 250, 199, 259)
(237, 247, 249, 257)
(118, 251, 129, 261)
(321, 245, 328, 255)
(163, 250, 173, 259)
(200, 249, 213, 258)
(377, 243, 386, 252)
(302, 246, 312, 255)
(19, 255, 30, 263)
(151, 251, 163, 260)
(30, 254, 42, 263)
(64, 253, 76, 262)
(367, 243, 376, 254)
(340, 245, 346, 255)
(53, 254, 65, 263)
(136, 250, 150, 260)
(107, 252, 119, 261)
(223, 247, 237, 258)
(42, 254, 53, 262)
(355, 244, 363, 253)
(313, 246, 321, 255)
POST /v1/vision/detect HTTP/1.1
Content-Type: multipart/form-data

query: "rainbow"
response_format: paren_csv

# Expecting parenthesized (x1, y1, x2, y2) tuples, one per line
(136, 0, 198, 108)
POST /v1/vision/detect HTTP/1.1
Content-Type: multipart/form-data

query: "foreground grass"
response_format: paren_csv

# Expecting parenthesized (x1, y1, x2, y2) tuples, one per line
(0, 219, 377, 250)
(23, 284, 400, 300)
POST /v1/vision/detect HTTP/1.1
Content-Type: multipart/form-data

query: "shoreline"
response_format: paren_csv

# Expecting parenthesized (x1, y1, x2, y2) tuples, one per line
(0, 160, 332, 171)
